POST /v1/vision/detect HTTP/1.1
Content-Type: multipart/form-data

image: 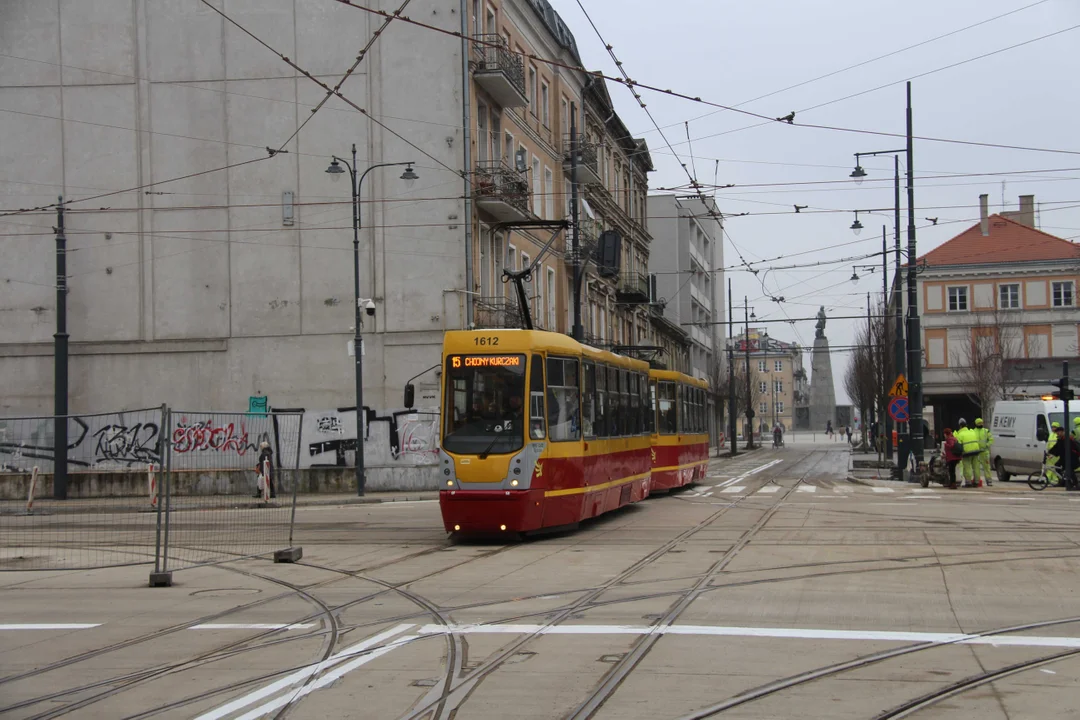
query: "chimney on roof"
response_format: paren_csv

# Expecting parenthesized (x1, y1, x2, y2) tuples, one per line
(1002, 194, 1036, 227)
(979, 194, 989, 236)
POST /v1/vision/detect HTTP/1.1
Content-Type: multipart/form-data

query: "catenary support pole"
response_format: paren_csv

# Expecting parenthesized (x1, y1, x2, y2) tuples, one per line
(728, 279, 737, 457)
(905, 81, 924, 476)
(54, 197, 69, 500)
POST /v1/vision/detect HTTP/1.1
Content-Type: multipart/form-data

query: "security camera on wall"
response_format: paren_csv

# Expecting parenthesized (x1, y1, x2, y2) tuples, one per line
(364, 299, 376, 317)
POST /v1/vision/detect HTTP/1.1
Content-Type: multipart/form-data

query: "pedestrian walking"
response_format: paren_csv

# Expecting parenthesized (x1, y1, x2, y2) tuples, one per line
(846, 425, 853, 444)
(942, 427, 962, 488)
(253, 441, 276, 499)
(826, 420, 834, 440)
(974, 417, 994, 486)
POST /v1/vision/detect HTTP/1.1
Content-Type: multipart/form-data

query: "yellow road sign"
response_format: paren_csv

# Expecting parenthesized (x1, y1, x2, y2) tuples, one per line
(889, 374, 909, 397)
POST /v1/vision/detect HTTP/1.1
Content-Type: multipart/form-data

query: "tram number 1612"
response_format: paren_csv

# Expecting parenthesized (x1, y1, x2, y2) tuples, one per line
(473, 336, 500, 346)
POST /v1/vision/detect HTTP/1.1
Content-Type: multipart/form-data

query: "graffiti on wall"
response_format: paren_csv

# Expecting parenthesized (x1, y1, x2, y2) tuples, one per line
(0, 409, 164, 473)
(0, 406, 439, 473)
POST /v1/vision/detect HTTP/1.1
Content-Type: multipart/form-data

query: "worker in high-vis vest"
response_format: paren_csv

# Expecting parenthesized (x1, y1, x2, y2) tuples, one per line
(1073, 416, 1080, 441)
(954, 419, 982, 488)
(1046, 422, 1062, 486)
(975, 418, 994, 486)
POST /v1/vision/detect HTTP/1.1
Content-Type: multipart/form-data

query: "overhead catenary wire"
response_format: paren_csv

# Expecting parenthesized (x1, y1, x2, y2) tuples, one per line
(333, 0, 1080, 160)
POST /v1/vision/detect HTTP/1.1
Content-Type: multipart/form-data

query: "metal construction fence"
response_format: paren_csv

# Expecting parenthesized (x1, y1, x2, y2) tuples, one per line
(0, 409, 303, 582)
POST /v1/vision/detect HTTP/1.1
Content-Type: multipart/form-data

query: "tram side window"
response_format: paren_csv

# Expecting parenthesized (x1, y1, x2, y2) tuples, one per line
(547, 357, 581, 441)
(649, 380, 658, 435)
(698, 389, 705, 434)
(607, 366, 619, 436)
(620, 370, 631, 436)
(690, 388, 699, 434)
(595, 364, 608, 438)
(529, 354, 546, 440)
(629, 373, 641, 435)
(658, 382, 677, 435)
(582, 361, 596, 438)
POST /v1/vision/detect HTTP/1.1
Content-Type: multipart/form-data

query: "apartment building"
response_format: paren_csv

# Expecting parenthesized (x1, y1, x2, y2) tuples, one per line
(733, 329, 806, 433)
(645, 195, 725, 380)
(469, 0, 584, 333)
(907, 194, 1080, 425)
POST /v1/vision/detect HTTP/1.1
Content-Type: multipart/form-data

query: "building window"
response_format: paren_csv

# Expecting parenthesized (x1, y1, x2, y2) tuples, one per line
(547, 267, 556, 330)
(947, 286, 968, 312)
(1052, 281, 1075, 307)
(759, 402, 768, 414)
(541, 82, 550, 127)
(544, 167, 553, 220)
(504, 132, 514, 166)
(476, 103, 488, 163)
(757, 360, 766, 372)
(531, 156, 541, 215)
(528, 66, 537, 114)
(776, 401, 785, 414)
(561, 97, 569, 134)
(774, 379, 783, 393)
(759, 381, 767, 394)
(774, 360, 783, 372)
(999, 283, 1020, 309)
(490, 113, 501, 163)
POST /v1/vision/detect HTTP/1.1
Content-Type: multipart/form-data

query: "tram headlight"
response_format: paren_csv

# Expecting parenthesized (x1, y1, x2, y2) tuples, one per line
(500, 524, 507, 531)
(510, 479, 519, 487)
(454, 524, 461, 531)
(446, 480, 454, 487)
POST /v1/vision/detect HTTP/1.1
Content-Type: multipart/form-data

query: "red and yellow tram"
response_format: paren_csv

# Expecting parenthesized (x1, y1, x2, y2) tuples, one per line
(648, 370, 710, 492)
(437, 329, 653, 535)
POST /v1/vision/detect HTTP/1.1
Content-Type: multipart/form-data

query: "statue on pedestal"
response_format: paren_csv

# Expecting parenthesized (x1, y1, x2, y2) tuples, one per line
(814, 306, 827, 339)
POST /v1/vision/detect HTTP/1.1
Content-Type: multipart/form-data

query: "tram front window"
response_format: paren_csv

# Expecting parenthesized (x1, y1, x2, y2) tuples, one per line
(443, 354, 527, 455)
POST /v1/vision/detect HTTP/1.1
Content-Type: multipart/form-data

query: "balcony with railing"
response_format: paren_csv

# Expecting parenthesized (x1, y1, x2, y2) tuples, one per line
(616, 271, 650, 304)
(473, 161, 531, 222)
(472, 34, 527, 108)
(562, 137, 601, 185)
(563, 217, 599, 265)
(473, 296, 523, 329)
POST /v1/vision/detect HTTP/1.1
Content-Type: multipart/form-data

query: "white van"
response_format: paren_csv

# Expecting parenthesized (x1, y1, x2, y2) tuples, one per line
(990, 400, 1080, 481)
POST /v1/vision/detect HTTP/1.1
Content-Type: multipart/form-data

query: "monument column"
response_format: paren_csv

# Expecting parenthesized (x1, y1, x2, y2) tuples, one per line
(808, 307, 837, 434)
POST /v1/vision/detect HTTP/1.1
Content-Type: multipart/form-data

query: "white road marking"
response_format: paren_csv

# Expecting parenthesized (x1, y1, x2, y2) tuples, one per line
(414, 623, 1080, 649)
(716, 459, 783, 488)
(755, 486, 781, 494)
(912, 489, 937, 494)
(702, 491, 713, 497)
(720, 486, 745, 494)
(233, 635, 420, 720)
(191, 624, 316, 630)
(195, 623, 414, 720)
(796, 485, 817, 493)
(833, 486, 854, 493)
(871, 487, 895, 494)
(0, 624, 100, 631)
(372, 500, 439, 507)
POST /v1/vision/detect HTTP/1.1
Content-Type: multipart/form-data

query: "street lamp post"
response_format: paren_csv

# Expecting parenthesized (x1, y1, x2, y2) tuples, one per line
(327, 146, 418, 496)
(848, 82, 919, 477)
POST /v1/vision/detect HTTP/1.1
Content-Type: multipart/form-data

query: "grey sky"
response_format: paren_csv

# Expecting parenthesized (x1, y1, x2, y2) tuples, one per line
(549, 0, 1080, 405)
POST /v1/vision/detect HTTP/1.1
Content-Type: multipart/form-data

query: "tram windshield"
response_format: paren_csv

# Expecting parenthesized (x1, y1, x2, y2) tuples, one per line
(443, 354, 527, 455)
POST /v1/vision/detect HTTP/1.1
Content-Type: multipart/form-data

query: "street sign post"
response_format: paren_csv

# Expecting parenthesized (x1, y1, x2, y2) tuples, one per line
(888, 396, 910, 422)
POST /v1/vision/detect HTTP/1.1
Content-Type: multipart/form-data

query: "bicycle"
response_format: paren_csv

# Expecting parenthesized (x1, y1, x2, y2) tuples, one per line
(1027, 453, 1063, 491)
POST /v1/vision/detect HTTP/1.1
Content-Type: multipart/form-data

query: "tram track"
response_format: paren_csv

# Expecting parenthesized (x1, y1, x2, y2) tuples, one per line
(562, 450, 829, 720)
(391, 453, 809, 720)
(0, 541, 514, 719)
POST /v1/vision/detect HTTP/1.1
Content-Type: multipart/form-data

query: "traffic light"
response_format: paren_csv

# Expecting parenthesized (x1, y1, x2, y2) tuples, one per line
(1050, 378, 1075, 401)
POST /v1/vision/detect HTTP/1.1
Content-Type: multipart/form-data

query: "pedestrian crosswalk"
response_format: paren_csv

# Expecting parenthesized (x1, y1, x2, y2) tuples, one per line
(678, 483, 978, 500)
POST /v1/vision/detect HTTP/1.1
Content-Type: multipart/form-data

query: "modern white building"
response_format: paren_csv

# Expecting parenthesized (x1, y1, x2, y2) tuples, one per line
(645, 195, 725, 380)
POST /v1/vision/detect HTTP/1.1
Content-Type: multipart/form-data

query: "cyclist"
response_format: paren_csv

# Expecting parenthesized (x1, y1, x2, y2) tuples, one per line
(1047, 424, 1080, 491)
(1045, 422, 1063, 487)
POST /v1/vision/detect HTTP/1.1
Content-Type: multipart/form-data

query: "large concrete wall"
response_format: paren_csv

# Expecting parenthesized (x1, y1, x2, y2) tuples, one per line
(0, 0, 465, 415)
